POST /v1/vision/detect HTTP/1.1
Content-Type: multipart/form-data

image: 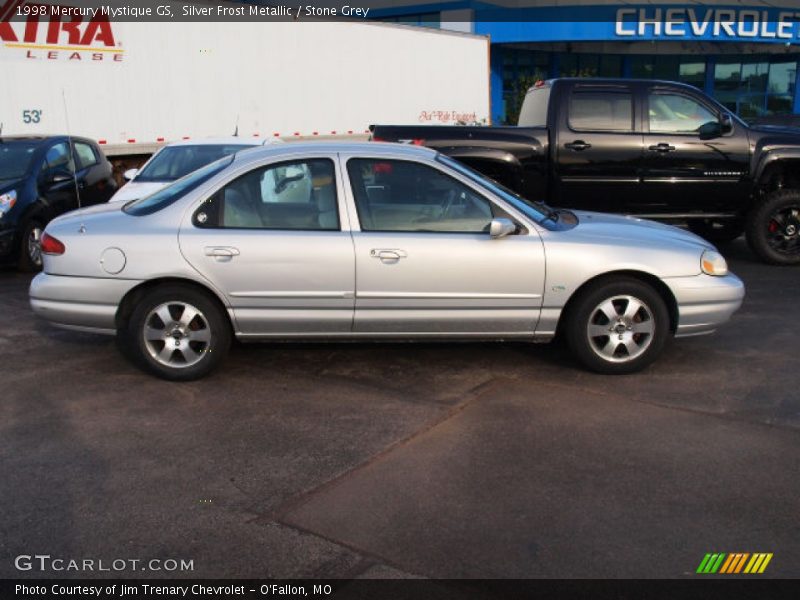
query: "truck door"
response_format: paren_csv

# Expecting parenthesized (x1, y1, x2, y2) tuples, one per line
(553, 83, 643, 212)
(639, 86, 751, 216)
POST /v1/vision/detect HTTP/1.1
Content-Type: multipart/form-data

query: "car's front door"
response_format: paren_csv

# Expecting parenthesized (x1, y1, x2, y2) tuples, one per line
(179, 157, 355, 336)
(342, 156, 546, 335)
(639, 87, 751, 215)
(553, 83, 643, 212)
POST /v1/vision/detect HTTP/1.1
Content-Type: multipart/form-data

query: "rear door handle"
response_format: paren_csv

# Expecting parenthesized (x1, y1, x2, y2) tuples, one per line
(648, 143, 676, 153)
(565, 140, 592, 151)
(370, 248, 407, 263)
(204, 246, 240, 261)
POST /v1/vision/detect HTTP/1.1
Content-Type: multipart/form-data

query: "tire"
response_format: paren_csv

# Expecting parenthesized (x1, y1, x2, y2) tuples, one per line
(745, 190, 800, 265)
(123, 285, 231, 381)
(687, 218, 744, 244)
(17, 220, 44, 272)
(564, 278, 670, 375)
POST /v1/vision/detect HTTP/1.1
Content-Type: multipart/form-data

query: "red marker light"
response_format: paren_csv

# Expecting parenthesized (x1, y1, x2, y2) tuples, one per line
(40, 232, 65, 255)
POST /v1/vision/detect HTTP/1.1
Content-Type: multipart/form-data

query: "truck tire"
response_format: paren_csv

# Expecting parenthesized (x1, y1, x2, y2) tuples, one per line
(687, 218, 744, 244)
(123, 284, 231, 381)
(565, 277, 670, 375)
(745, 190, 800, 265)
(17, 220, 44, 272)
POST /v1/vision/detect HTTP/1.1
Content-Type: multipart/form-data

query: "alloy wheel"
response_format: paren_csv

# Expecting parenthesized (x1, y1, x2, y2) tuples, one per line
(27, 226, 43, 267)
(586, 295, 655, 363)
(766, 206, 800, 258)
(142, 301, 211, 368)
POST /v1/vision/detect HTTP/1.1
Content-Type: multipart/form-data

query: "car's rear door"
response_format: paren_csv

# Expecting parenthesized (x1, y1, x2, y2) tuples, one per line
(179, 155, 355, 336)
(553, 82, 643, 212)
(341, 153, 546, 335)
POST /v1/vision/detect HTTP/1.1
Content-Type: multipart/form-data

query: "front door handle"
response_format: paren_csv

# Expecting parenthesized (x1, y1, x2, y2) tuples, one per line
(204, 246, 240, 262)
(370, 248, 407, 263)
(565, 140, 592, 151)
(648, 143, 676, 153)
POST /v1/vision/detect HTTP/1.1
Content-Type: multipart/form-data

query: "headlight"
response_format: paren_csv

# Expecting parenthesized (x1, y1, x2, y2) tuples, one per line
(701, 249, 728, 276)
(0, 189, 16, 218)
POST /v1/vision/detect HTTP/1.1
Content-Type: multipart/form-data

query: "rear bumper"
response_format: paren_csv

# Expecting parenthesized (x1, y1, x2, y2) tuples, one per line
(663, 272, 745, 337)
(29, 273, 142, 335)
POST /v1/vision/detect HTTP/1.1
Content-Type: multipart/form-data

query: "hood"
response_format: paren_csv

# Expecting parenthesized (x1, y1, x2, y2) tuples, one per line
(572, 211, 713, 251)
(108, 181, 169, 203)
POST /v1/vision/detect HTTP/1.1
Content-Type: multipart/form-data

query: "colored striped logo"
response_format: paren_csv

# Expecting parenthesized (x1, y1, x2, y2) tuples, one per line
(696, 553, 773, 574)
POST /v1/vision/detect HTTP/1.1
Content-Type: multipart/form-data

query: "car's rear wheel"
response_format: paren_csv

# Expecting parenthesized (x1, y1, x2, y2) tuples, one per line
(18, 220, 44, 272)
(565, 278, 670, 374)
(745, 190, 800, 265)
(687, 218, 744, 244)
(124, 285, 231, 381)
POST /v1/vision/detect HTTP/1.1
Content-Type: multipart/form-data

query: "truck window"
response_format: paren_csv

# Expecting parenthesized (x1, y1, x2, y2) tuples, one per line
(568, 91, 633, 132)
(648, 92, 718, 134)
(518, 86, 550, 127)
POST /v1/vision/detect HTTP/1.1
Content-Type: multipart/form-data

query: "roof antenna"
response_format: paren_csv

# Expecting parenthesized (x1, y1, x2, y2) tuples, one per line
(62, 89, 81, 208)
(233, 114, 239, 137)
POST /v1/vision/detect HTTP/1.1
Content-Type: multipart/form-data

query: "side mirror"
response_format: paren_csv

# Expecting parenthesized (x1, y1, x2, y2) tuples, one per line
(123, 168, 138, 181)
(720, 113, 734, 134)
(489, 217, 517, 239)
(43, 170, 72, 185)
(698, 121, 722, 140)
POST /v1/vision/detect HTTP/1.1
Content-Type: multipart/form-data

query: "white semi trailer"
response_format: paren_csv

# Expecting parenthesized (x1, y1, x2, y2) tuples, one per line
(1, 7, 490, 173)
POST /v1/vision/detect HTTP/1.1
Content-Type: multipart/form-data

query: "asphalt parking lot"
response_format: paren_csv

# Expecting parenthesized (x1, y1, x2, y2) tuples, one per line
(1, 238, 798, 580)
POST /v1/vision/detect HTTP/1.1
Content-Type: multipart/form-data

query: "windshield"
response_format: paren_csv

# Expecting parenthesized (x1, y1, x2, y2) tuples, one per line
(0, 141, 38, 180)
(135, 144, 254, 182)
(124, 155, 234, 216)
(436, 154, 551, 222)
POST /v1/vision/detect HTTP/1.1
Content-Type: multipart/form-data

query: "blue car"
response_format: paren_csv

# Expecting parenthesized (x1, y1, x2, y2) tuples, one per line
(0, 135, 117, 271)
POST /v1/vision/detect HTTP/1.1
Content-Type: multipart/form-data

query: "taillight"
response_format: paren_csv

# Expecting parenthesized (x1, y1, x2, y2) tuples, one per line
(40, 232, 65, 255)
(412, 139, 425, 146)
(371, 135, 385, 142)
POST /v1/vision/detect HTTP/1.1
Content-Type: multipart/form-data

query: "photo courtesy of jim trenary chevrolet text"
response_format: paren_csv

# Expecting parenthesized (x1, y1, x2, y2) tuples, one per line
(2, 0, 799, 599)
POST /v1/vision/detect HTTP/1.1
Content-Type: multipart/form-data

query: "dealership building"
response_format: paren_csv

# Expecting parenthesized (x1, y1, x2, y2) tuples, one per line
(372, 0, 800, 123)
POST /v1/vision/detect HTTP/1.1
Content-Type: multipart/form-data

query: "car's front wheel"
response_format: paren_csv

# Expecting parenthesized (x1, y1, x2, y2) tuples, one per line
(18, 220, 44, 272)
(565, 278, 670, 374)
(124, 285, 231, 381)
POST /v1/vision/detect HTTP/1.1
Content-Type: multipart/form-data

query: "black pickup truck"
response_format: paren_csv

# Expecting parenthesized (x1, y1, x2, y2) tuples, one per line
(372, 78, 800, 265)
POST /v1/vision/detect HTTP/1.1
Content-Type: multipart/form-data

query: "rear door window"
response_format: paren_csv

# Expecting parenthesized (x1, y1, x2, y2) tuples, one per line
(193, 159, 339, 230)
(568, 91, 634, 132)
(73, 142, 99, 170)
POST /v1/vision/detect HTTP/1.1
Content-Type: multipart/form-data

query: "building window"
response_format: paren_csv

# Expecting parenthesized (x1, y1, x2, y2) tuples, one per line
(713, 57, 798, 117)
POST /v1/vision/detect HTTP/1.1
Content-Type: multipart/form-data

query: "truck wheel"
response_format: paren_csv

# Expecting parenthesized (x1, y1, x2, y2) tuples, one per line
(687, 218, 744, 244)
(17, 220, 44, 272)
(745, 190, 800, 265)
(124, 285, 231, 381)
(565, 278, 670, 375)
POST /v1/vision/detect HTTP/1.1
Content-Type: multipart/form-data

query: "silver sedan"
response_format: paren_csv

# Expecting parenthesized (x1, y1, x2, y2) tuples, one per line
(30, 143, 744, 380)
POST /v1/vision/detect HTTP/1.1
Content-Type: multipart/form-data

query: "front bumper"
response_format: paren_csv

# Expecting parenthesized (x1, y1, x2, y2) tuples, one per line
(29, 272, 142, 335)
(663, 272, 745, 337)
